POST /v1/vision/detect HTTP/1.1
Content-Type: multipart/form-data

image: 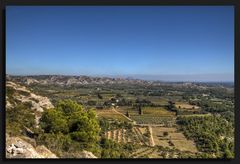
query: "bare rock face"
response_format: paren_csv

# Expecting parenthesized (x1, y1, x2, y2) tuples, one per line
(35, 146, 58, 158)
(6, 97, 13, 108)
(6, 81, 54, 111)
(6, 135, 98, 159)
(26, 78, 39, 85)
(6, 81, 54, 125)
(6, 135, 58, 158)
(79, 150, 98, 158)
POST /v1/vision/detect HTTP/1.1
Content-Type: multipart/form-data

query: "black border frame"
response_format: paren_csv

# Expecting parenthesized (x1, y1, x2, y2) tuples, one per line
(0, 0, 239, 163)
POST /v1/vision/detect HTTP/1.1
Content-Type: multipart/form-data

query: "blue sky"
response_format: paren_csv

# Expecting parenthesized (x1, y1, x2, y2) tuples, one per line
(6, 6, 234, 82)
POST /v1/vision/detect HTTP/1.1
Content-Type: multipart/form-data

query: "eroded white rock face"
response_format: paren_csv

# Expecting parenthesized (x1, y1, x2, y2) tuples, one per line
(26, 78, 39, 85)
(35, 146, 58, 158)
(6, 97, 13, 108)
(7, 81, 54, 112)
(6, 136, 58, 158)
(6, 81, 54, 125)
(79, 150, 98, 158)
(6, 135, 99, 159)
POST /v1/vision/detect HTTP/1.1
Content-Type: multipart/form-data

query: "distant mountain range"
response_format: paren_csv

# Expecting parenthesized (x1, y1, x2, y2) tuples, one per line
(7, 74, 153, 86)
(6, 74, 234, 88)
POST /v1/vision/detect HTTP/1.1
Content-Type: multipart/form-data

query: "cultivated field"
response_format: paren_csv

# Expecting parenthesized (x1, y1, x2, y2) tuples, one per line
(151, 127, 198, 153)
(11, 75, 233, 158)
(175, 102, 200, 110)
(142, 107, 175, 116)
(96, 109, 131, 122)
(104, 126, 152, 146)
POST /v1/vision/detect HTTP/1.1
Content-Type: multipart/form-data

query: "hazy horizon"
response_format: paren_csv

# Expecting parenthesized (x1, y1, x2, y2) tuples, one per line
(7, 73, 234, 82)
(6, 6, 234, 82)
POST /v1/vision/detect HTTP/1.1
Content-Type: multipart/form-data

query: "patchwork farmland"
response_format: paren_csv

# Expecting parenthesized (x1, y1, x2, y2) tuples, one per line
(7, 75, 234, 159)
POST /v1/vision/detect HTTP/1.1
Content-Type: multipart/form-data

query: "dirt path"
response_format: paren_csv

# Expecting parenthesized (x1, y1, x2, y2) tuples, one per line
(148, 126, 155, 147)
(112, 108, 133, 122)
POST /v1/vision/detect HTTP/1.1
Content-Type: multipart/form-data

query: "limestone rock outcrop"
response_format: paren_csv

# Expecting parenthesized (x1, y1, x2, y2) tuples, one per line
(6, 135, 57, 158)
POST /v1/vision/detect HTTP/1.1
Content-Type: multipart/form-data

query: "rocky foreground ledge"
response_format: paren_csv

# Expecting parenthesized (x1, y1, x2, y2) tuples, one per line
(6, 134, 98, 159)
(6, 134, 58, 158)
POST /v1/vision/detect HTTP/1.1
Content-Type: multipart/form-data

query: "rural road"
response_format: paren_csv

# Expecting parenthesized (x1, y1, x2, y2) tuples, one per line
(148, 126, 155, 146)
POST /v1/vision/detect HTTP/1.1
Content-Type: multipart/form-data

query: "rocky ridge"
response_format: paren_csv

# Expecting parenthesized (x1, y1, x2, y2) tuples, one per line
(6, 81, 54, 125)
(7, 75, 231, 89)
(5, 80, 98, 159)
(7, 75, 153, 86)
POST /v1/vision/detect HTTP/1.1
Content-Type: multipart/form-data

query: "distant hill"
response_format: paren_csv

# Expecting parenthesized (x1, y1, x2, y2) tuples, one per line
(6, 74, 233, 89)
(7, 74, 153, 86)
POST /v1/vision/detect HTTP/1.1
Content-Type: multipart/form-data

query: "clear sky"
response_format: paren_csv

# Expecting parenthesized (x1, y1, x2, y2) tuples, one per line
(6, 6, 234, 82)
